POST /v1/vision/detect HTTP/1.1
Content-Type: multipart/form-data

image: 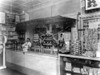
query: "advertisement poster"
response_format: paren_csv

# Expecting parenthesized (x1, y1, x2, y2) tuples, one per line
(86, 0, 100, 10)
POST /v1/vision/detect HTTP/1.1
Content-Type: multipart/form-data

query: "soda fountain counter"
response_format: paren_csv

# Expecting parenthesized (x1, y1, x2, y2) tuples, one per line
(6, 50, 58, 75)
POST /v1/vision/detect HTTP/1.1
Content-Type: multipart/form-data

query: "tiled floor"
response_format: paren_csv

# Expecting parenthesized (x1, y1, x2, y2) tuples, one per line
(0, 68, 26, 75)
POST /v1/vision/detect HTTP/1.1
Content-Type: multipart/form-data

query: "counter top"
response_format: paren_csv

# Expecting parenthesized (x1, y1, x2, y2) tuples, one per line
(59, 54, 100, 61)
(6, 49, 57, 58)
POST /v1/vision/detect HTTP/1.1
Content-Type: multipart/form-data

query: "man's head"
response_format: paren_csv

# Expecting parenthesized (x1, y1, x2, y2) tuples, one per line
(60, 34, 63, 37)
(26, 38, 30, 42)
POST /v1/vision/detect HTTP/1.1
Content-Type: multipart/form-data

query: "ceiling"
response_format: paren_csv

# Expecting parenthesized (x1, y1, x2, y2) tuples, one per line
(0, 0, 63, 14)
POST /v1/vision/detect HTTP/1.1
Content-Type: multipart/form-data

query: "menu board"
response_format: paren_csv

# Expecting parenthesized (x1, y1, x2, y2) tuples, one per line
(32, 34, 40, 48)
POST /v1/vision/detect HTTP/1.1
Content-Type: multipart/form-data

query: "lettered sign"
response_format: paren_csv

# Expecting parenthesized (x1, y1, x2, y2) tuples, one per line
(86, 0, 100, 10)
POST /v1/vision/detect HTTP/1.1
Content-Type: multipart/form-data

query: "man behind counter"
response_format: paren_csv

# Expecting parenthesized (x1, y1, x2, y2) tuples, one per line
(22, 38, 32, 54)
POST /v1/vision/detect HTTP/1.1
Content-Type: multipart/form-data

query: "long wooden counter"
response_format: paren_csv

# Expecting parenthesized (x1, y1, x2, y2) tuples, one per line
(6, 50, 58, 75)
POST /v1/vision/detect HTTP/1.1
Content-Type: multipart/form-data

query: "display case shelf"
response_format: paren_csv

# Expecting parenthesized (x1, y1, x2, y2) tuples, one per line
(65, 70, 82, 75)
(59, 54, 100, 61)
(59, 54, 100, 75)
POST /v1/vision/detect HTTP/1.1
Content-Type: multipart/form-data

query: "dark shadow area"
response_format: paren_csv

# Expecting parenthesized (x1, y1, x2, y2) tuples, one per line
(0, 68, 26, 75)
(0, 52, 3, 66)
(6, 62, 44, 75)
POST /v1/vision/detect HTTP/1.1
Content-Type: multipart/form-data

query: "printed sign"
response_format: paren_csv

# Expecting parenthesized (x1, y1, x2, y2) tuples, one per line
(71, 27, 78, 42)
(86, 0, 100, 10)
(88, 19, 100, 29)
(0, 12, 5, 23)
(88, 20, 99, 29)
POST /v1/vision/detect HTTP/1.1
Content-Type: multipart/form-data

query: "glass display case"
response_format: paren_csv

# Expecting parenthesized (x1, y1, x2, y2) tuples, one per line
(58, 54, 100, 75)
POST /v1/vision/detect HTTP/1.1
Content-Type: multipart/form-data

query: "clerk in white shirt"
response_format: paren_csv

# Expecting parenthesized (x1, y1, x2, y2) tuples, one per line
(22, 38, 32, 54)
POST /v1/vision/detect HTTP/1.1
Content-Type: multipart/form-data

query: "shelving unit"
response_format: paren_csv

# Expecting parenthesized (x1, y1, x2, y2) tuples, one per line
(58, 54, 100, 75)
(41, 33, 54, 53)
(5, 13, 18, 49)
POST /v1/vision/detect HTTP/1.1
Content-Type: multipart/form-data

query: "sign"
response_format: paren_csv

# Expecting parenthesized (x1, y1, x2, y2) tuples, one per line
(89, 20, 99, 29)
(85, 0, 100, 10)
(88, 19, 100, 29)
(0, 12, 5, 23)
(33, 34, 39, 40)
(71, 27, 78, 41)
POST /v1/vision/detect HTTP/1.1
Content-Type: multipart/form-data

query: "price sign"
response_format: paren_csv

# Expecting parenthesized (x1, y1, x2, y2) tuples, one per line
(0, 12, 5, 23)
